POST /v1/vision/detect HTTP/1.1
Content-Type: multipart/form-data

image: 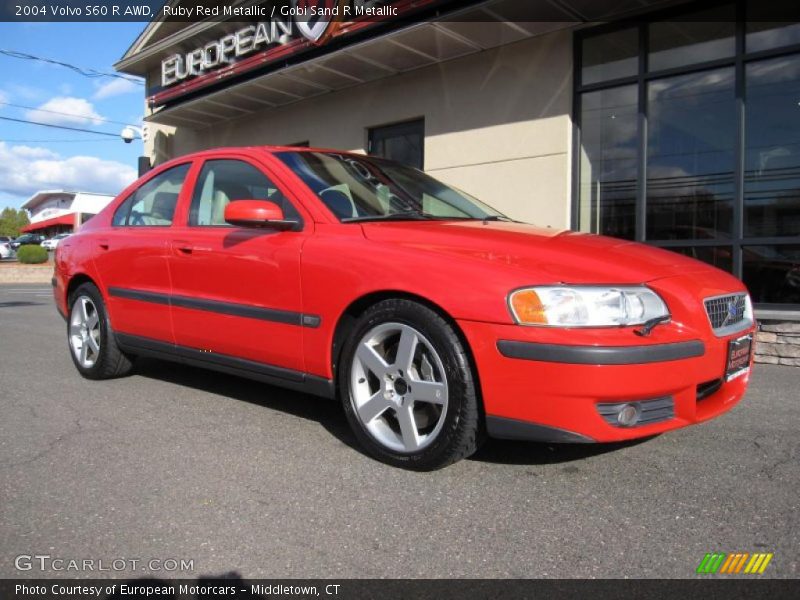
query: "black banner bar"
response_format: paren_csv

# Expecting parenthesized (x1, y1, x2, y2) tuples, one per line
(3, 0, 800, 23)
(1, 579, 799, 600)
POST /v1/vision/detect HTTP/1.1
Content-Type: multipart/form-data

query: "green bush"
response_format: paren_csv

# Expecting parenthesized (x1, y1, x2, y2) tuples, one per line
(16, 245, 49, 264)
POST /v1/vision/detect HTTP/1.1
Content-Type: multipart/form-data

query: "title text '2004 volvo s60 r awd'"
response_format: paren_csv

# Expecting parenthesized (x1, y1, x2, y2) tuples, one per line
(52, 147, 756, 470)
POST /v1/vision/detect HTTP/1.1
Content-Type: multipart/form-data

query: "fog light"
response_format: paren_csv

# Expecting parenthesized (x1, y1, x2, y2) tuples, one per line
(617, 403, 640, 427)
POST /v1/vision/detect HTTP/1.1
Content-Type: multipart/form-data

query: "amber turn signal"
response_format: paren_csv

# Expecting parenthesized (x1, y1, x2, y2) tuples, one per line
(509, 289, 549, 325)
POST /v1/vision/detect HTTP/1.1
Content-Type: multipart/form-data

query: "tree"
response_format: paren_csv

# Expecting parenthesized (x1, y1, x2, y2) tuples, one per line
(0, 208, 30, 238)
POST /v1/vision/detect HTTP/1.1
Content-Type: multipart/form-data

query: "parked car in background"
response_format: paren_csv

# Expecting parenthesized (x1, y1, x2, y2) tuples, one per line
(41, 233, 72, 250)
(11, 233, 45, 249)
(0, 238, 15, 259)
(53, 147, 756, 470)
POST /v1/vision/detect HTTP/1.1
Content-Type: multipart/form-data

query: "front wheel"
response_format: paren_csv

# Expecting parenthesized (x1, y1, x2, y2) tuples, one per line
(339, 299, 482, 470)
(67, 282, 134, 380)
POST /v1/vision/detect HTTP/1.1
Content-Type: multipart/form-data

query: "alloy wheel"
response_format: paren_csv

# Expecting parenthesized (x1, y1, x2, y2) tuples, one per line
(69, 295, 101, 368)
(350, 322, 449, 453)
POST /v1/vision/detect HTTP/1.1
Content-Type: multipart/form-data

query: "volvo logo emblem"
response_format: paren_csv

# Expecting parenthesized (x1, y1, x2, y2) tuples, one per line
(721, 300, 738, 327)
(293, 0, 343, 45)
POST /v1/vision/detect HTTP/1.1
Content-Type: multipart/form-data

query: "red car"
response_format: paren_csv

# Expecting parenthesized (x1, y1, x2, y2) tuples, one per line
(53, 147, 755, 469)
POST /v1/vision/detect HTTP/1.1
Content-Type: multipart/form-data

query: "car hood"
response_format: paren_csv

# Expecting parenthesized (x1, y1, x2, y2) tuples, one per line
(360, 220, 716, 284)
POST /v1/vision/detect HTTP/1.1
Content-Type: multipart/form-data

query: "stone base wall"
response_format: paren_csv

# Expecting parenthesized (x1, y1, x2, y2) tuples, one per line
(0, 263, 54, 284)
(755, 321, 800, 367)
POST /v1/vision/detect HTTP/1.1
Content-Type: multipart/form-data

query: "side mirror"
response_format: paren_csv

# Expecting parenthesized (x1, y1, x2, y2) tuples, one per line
(224, 200, 299, 231)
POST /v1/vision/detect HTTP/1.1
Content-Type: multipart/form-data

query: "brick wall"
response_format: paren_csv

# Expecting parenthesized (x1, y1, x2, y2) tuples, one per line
(755, 322, 800, 367)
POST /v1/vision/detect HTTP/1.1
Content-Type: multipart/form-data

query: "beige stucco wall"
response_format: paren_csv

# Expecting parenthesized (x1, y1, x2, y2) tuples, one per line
(145, 28, 574, 229)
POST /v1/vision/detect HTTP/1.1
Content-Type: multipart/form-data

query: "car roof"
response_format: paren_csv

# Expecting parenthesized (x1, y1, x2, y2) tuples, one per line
(154, 146, 363, 170)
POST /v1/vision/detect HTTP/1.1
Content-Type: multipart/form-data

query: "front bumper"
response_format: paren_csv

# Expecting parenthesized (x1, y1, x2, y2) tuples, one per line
(458, 319, 755, 443)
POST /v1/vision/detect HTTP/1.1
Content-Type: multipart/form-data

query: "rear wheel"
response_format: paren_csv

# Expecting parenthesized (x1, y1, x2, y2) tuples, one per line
(68, 282, 134, 379)
(339, 299, 482, 470)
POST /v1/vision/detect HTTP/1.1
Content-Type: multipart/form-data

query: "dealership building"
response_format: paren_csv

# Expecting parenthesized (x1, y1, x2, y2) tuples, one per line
(21, 190, 116, 236)
(116, 0, 800, 363)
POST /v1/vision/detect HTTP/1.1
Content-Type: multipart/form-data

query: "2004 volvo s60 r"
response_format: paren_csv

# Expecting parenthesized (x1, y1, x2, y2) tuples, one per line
(53, 147, 756, 469)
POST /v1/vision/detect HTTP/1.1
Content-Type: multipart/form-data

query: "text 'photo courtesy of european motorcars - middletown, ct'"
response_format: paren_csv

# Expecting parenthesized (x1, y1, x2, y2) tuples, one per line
(53, 147, 756, 470)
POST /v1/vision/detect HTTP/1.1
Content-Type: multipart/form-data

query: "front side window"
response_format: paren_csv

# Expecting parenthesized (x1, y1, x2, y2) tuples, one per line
(112, 163, 190, 227)
(276, 151, 506, 223)
(188, 159, 300, 226)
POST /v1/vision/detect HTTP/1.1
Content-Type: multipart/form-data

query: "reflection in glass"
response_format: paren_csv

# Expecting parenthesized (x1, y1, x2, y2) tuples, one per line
(646, 68, 735, 241)
(746, 1, 800, 52)
(747, 22, 800, 52)
(667, 246, 733, 273)
(648, 6, 735, 72)
(581, 28, 638, 85)
(578, 85, 638, 239)
(744, 55, 800, 237)
(743, 245, 800, 304)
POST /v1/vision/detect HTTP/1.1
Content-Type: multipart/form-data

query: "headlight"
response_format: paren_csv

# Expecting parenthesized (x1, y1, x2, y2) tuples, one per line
(508, 286, 669, 327)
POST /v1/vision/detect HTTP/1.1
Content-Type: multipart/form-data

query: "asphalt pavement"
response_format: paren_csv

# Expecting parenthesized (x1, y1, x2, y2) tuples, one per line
(0, 283, 797, 579)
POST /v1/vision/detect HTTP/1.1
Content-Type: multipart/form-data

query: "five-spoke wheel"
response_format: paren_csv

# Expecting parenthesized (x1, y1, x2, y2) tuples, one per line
(350, 322, 449, 453)
(340, 298, 482, 470)
(67, 282, 134, 379)
(69, 295, 101, 368)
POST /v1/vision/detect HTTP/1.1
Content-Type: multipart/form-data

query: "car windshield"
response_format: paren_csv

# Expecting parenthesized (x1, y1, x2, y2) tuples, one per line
(276, 151, 509, 223)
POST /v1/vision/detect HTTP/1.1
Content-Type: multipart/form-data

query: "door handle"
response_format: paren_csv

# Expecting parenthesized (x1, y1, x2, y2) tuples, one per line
(173, 241, 193, 255)
(98, 239, 109, 250)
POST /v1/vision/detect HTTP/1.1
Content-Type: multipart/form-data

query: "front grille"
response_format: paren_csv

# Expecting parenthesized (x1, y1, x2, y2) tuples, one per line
(597, 396, 674, 427)
(704, 294, 747, 331)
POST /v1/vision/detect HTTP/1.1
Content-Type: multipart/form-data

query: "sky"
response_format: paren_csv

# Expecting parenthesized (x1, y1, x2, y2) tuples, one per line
(0, 21, 147, 210)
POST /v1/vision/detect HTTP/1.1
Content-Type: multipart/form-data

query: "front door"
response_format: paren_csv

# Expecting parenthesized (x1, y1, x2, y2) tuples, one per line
(167, 156, 309, 374)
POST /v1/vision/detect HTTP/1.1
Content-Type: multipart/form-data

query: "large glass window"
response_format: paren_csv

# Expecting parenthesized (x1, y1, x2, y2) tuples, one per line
(576, 6, 800, 308)
(746, 0, 800, 52)
(578, 85, 638, 239)
(581, 28, 638, 85)
(742, 245, 800, 305)
(648, 6, 735, 71)
(646, 68, 736, 240)
(744, 55, 800, 238)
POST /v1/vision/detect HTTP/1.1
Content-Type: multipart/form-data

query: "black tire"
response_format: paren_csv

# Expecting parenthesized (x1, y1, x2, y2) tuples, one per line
(67, 282, 135, 380)
(339, 298, 483, 470)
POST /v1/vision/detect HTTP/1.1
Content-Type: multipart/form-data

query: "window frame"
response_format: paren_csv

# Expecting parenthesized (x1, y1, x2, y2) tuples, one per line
(572, 0, 800, 312)
(186, 156, 305, 230)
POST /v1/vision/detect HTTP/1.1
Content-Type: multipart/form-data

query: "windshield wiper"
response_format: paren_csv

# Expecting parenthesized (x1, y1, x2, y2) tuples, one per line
(342, 211, 432, 223)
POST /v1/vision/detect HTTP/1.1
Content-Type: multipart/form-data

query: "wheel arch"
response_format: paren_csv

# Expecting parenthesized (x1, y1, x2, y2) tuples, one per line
(330, 290, 486, 421)
(66, 272, 99, 303)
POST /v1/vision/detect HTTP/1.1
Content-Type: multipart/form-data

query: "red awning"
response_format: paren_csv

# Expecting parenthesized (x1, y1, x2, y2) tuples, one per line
(21, 214, 75, 233)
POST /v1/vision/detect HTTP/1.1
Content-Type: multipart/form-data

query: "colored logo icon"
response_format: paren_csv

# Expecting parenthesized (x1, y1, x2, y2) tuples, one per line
(697, 552, 773, 574)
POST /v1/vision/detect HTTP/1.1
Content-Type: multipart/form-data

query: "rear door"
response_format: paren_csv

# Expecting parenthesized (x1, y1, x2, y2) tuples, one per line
(167, 154, 311, 373)
(93, 162, 193, 343)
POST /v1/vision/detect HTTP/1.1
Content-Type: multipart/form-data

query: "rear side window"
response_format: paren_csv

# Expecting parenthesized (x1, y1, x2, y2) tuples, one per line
(188, 159, 300, 226)
(112, 163, 190, 227)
